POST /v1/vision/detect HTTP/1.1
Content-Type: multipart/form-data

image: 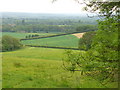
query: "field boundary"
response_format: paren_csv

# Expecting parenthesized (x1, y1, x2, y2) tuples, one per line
(20, 31, 88, 41)
(20, 32, 78, 41)
(25, 45, 84, 50)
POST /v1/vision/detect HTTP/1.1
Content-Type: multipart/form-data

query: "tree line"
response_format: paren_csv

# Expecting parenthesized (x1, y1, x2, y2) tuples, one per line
(2, 24, 97, 33)
(2, 15, 97, 33)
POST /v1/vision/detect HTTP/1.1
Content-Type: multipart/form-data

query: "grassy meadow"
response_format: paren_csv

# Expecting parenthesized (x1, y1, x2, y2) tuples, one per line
(0, 32, 56, 39)
(21, 35, 79, 48)
(2, 47, 117, 88)
(0, 53, 1, 89)
(1, 32, 79, 48)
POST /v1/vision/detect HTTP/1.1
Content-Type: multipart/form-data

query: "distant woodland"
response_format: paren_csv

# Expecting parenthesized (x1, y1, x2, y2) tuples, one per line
(1, 12, 98, 33)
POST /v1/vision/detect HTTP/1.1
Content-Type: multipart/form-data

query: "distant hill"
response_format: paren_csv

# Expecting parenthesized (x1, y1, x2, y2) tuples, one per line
(1, 12, 99, 20)
(1, 12, 98, 33)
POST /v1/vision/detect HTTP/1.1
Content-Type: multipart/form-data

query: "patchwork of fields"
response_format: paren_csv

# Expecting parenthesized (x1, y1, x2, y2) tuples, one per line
(2, 47, 117, 88)
(1, 32, 79, 48)
(1, 32, 117, 88)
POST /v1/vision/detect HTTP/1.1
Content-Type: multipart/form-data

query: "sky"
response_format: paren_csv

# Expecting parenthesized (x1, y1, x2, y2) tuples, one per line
(0, 0, 87, 14)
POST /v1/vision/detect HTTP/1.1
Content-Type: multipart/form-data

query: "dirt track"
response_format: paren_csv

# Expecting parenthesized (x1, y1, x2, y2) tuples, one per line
(72, 32, 85, 38)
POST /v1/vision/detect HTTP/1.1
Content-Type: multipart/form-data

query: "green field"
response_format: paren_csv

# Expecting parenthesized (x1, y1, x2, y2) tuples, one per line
(2, 47, 117, 88)
(0, 53, 1, 89)
(21, 35, 79, 48)
(0, 32, 56, 39)
(1, 32, 79, 48)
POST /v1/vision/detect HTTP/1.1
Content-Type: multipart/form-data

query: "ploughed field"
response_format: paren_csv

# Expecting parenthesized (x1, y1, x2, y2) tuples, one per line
(2, 47, 117, 88)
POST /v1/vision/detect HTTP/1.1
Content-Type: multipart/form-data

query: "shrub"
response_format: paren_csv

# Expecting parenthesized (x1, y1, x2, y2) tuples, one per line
(1, 35, 22, 52)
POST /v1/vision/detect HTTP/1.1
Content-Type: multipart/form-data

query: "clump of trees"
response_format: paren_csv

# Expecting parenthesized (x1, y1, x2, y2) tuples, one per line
(63, 1, 119, 87)
(25, 34, 39, 39)
(1, 35, 22, 52)
(79, 31, 96, 50)
(76, 25, 97, 33)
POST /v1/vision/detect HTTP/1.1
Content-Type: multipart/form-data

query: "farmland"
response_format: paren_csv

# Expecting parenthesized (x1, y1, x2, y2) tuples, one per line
(1, 32, 79, 48)
(21, 35, 79, 48)
(0, 32, 56, 39)
(1, 9, 118, 89)
(2, 47, 117, 88)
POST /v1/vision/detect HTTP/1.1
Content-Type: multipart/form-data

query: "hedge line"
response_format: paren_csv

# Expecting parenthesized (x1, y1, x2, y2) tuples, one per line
(20, 31, 89, 41)
(25, 45, 85, 50)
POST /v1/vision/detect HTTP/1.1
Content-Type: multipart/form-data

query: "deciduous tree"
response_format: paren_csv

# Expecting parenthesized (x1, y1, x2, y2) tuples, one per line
(1, 35, 22, 52)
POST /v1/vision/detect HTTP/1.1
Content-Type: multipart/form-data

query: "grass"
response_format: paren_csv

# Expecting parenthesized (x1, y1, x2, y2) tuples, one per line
(21, 35, 79, 48)
(0, 54, 1, 89)
(3, 47, 65, 61)
(0, 32, 56, 39)
(2, 47, 118, 88)
(1, 32, 79, 48)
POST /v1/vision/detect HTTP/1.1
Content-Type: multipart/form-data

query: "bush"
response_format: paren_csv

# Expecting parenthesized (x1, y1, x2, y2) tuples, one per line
(1, 35, 22, 52)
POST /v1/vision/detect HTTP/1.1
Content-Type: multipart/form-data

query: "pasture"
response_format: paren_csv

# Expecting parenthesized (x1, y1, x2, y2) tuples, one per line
(2, 47, 117, 88)
(0, 32, 56, 39)
(1, 32, 79, 48)
(21, 35, 79, 48)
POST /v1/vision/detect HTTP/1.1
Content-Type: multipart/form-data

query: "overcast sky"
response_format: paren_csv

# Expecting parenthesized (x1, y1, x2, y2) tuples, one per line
(0, 0, 88, 14)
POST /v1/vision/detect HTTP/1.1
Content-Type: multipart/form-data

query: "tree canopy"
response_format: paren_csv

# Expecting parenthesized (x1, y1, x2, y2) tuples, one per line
(1, 35, 22, 52)
(63, 0, 119, 86)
